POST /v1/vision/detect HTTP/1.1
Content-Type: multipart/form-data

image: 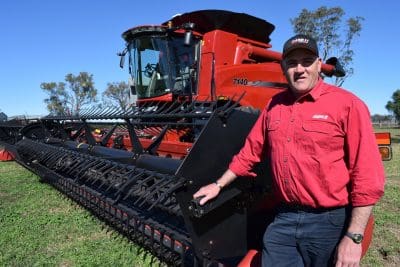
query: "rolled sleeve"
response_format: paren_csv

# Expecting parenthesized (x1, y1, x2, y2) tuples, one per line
(229, 107, 268, 177)
(345, 98, 385, 206)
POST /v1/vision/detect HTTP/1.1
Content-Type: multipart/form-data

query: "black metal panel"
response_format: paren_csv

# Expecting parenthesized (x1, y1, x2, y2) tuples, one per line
(175, 108, 264, 262)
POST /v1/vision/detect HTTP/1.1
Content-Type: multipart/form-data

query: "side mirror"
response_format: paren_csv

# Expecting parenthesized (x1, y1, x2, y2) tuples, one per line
(117, 48, 128, 69)
(325, 57, 345, 77)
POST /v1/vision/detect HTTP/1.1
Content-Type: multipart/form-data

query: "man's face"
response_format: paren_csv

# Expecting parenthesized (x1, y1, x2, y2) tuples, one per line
(282, 49, 322, 97)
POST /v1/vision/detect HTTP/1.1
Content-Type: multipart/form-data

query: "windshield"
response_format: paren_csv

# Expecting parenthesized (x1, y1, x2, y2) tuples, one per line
(127, 34, 199, 99)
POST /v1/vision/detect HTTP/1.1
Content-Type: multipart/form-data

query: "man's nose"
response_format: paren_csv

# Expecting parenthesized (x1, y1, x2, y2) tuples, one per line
(294, 63, 306, 72)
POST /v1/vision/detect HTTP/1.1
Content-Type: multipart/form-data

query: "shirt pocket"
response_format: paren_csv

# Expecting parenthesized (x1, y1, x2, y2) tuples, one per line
(301, 120, 339, 153)
(302, 119, 336, 134)
(267, 119, 280, 131)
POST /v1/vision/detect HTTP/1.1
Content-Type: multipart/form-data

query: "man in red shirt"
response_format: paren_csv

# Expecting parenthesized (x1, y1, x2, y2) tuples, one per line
(193, 34, 385, 266)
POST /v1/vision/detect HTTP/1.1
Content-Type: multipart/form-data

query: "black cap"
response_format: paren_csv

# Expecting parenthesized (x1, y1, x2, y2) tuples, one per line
(282, 34, 319, 58)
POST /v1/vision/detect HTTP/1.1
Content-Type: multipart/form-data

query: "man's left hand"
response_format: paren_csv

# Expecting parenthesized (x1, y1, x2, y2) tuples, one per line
(335, 236, 362, 267)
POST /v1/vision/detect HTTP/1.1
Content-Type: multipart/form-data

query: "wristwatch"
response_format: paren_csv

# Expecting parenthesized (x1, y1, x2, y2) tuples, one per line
(345, 232, 364, 244)
(214, 181, 223, 189)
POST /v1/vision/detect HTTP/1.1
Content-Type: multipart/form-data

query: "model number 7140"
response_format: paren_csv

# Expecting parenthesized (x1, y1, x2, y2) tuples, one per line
(233, 78, 248, 85)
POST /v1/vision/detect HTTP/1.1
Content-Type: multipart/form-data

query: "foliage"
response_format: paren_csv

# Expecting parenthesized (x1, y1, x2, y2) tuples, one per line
(385, 89, 400, 122)
(290, 6, 364, 86)
(40, 72, 97, 115)
(102, 81, 132, 111)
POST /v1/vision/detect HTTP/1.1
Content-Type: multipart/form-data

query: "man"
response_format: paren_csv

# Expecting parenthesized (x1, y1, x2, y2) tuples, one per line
(193, 34, 385, 266)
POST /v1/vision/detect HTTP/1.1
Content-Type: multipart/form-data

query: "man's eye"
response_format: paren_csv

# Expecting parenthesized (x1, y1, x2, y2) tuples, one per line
(303, 58, 317, 66)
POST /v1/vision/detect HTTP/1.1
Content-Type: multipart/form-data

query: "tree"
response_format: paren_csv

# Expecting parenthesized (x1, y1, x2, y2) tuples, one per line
(291, 6, 364, 86)
(102, 81, 132, 111)
(41, 72, 97, 115)
(385, 89, 400, 122)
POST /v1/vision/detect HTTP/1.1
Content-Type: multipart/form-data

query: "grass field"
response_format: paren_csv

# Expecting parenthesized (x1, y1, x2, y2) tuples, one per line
(0, 162, 162, 267)
(0, 128, 399, 266)
(363, 127, 400, 266)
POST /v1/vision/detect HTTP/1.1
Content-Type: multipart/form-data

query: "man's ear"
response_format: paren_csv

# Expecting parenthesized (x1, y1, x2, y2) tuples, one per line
(317, 58, 322, 72)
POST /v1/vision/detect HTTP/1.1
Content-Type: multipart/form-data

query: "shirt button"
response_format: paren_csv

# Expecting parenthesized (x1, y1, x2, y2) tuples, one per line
(287, 137, 291, 142)
(290, 118, 294, 122)
(283, 157, 288, 162)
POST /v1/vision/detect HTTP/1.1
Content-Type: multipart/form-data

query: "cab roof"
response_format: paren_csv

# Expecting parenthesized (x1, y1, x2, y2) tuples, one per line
(163, 10, 275, 44)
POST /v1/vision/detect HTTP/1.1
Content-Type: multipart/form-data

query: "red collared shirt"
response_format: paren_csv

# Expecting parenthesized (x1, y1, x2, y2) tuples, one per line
(229, 79, 385, 208)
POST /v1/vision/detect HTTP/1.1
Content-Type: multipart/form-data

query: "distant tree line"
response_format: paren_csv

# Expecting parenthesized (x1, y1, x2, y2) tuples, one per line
(371, 114, 394, 123)
(40, 72, 131, 115)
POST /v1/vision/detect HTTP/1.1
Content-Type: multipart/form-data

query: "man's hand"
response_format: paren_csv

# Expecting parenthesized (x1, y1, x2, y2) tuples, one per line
(193, 169, 238, 205)
(193, 183, 221, 205)
(335, 236, 362, 267)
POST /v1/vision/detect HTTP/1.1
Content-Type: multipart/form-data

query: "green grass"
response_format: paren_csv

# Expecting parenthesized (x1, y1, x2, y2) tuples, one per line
(0, 162, 163, 267)
(361, 128, 400, 266)
(1, 131, 399, 266)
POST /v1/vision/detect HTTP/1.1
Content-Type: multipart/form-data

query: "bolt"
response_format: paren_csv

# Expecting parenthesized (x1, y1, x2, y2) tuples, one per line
(202, 250, 210, 257)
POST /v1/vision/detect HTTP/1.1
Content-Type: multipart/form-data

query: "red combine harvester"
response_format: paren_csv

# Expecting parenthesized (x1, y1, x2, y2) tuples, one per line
(0, 10, 392, 266)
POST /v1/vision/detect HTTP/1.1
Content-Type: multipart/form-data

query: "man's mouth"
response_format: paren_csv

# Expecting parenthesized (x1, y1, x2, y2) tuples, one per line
(294, 75, 306, 82)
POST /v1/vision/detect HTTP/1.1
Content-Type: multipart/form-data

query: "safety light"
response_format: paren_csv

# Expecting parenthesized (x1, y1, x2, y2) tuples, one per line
(378, 146, 392, 161)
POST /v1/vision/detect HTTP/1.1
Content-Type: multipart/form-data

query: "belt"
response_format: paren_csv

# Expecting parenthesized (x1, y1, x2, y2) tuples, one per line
(278, 202, 347, 213)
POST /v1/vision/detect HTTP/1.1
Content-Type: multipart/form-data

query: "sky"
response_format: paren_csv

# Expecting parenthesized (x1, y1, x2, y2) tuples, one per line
(0, 0, 399, 117)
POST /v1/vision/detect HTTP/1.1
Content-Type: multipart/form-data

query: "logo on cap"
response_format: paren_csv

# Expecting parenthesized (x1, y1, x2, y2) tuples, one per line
(291, 38, 309, 45)
(282, 34, 319, 58)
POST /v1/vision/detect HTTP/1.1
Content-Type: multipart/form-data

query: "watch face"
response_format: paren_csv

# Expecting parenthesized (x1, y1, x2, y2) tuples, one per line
(353, 234, 363, 244)
(346, 232, 363, 244)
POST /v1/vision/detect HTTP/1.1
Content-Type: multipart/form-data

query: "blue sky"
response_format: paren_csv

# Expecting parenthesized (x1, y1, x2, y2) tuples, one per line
(0, 0, 398, 117)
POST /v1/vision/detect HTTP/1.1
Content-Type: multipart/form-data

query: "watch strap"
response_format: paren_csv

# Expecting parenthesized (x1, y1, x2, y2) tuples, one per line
(345, 232, 363, 244)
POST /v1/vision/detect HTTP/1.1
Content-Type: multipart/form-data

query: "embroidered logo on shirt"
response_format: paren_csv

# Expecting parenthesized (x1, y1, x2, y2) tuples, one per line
(312, 114, 329, 120)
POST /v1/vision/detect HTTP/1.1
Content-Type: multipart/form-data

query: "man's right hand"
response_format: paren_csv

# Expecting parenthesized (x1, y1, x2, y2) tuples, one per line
(193, 183, 221, 205)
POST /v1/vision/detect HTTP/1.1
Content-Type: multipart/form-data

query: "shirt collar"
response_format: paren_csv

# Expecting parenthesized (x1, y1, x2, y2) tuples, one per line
(307, 79, 324, 101)
(286, 78, 324, 102)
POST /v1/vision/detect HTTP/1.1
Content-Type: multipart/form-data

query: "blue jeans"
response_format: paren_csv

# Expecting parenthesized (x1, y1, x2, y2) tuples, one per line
(262, 206, 347, 267)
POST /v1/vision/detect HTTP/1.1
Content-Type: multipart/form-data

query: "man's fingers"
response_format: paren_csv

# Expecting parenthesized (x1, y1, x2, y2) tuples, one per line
(193, 187, 206, 198)
(193, 191, 203, 199)
(199, 196, 210, 205)
(193, 184, 219, 205)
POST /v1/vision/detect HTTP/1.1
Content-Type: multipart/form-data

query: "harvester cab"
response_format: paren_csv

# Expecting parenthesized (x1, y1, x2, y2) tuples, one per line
(0, 9, 385, 267)
(120, 24, 199, 100)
